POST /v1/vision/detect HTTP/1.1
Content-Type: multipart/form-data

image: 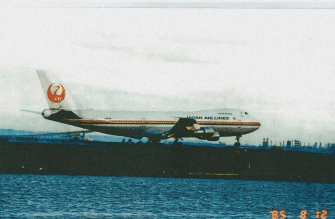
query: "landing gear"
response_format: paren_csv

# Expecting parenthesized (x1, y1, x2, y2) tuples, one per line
(234, 136, 241, 147)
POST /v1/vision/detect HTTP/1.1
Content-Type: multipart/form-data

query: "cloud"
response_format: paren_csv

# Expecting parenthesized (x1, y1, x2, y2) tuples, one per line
(71, 34, 221, 64)
(172, 37, 247, 46)
(72, 41, 135, 54)
(144, 52, 213, 64)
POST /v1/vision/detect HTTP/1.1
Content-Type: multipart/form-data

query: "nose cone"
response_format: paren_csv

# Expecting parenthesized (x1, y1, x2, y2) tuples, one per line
(246, 114, 261, 131)
(246, 115, 261, 127)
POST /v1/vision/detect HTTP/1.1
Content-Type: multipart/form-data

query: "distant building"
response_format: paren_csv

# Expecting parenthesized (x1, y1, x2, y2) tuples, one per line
(262, 138, 269, 147)
(313, 142, 318, 148)
(294, 140, 301, 147)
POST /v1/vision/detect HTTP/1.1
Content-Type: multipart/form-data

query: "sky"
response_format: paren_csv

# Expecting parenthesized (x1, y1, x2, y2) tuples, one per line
(0, 3, 335, 145)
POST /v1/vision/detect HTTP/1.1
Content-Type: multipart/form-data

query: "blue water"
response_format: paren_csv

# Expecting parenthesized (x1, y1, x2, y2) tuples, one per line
(0, 175, 334, 218)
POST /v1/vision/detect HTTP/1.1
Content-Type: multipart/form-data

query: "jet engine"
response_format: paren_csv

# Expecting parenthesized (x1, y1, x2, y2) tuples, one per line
(207, 131, 220, 141)
(194, 127, 220, 141)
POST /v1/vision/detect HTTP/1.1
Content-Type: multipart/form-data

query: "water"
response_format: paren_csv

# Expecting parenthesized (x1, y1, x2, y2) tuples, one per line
(0, 175, 334, 218)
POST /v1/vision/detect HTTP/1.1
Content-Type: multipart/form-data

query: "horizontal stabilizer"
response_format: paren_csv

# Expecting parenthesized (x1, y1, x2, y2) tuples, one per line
(20, 109, 41, 115)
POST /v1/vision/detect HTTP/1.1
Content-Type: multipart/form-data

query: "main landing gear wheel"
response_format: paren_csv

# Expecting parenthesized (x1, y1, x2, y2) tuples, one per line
(234, 136, 241, 147)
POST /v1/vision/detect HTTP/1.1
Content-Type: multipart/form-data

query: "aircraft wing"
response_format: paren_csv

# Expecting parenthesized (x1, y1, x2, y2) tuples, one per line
(163, 118, 197, 139)
(163, 117, 220, 141)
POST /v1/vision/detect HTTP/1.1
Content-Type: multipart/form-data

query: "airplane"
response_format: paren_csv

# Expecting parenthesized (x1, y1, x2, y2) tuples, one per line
(36, 70, 261, 146)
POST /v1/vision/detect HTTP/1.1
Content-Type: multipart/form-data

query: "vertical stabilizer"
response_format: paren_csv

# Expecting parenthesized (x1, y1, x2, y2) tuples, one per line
(36, 70, 82, 111)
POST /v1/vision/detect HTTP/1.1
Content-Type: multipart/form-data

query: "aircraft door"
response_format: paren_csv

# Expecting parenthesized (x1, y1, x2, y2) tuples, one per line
(237, 111, 242, 122)
(237, 111, 242, 130)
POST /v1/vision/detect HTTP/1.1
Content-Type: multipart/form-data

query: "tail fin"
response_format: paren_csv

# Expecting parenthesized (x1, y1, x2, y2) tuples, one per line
(36, 70, 82, 111)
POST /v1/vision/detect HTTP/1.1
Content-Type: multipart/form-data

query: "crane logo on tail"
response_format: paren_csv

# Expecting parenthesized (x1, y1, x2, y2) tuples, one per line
(47, 83, 66, 103)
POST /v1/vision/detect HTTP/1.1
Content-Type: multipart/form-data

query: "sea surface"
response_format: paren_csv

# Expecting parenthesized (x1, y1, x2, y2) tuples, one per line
(0, 175, 334, 218)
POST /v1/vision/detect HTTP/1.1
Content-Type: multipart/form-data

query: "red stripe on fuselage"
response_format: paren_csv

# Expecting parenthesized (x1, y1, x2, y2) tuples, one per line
(66, 119, 261, 126)
(198, 121, 260, 126)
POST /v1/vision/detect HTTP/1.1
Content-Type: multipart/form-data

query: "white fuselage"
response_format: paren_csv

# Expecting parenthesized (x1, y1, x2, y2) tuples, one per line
(44, 108, 261, 140)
